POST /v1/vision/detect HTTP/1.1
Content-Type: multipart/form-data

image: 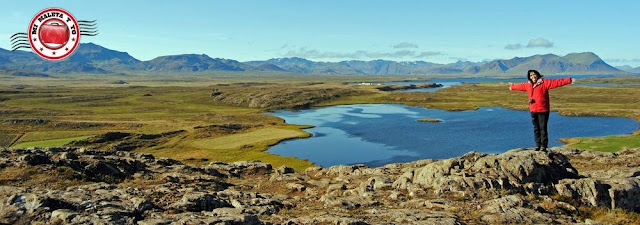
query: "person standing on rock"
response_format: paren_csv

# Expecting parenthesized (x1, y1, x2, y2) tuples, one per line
(509, 70, 575, 151)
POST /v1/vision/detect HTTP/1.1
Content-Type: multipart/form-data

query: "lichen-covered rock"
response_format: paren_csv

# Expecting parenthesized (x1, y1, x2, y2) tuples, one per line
(169, 192, 230, 212)
(412, 150, 579, 194)
(207, 161, 273, 177)
(50, 209, 78, 224)
(142, 209, 262, 225)
(17, 152, 51, 166)
(555, 178, 612, 207)
(286, 183, 306, 192)
(285, 213, 370, 225)
(276, 165, 295, 174)
(608, 178, 640, 212)
(480, 195, 558, 224)
(554, 148, 640, 212)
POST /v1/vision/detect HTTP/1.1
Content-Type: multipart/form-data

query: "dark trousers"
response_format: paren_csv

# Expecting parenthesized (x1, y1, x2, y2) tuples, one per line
(530, 111, 550, 148)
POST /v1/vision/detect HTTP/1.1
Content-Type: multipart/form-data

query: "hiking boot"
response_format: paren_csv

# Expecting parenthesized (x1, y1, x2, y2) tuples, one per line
(540, 147, 547, 152)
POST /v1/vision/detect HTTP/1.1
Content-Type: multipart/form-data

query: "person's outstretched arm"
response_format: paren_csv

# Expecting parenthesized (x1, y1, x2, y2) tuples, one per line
(509, 82, 528, 91)
(548, 77, 574, 89)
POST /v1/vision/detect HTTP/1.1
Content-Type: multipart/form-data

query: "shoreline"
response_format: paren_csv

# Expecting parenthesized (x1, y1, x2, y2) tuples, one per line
(264, 102, 639, 168)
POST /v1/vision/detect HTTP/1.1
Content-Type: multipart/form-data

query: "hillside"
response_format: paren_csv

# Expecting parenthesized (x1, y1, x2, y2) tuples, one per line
(616, 65, 640, 74)
(466, 52, 624, 76)
(0, 47, 109, 74)
(67, 43, 142, 71)
(143, 54, 252, 72)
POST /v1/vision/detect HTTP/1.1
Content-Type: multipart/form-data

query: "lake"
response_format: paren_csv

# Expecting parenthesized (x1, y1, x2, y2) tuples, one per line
(267, 104, 639, 167)
(354, 75, 636, 92)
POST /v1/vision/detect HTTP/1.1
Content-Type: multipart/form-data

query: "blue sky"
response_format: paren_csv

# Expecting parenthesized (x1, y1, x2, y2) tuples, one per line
(3, 1, 640, 66)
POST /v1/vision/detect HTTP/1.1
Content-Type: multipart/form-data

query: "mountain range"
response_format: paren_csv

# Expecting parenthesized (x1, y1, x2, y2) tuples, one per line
(0, 43, 631, 76)
(615, 65, 640, 74)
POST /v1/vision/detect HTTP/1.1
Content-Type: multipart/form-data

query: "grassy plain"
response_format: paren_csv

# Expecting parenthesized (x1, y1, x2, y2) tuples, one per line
(13, 136, 93, 148)
(0, 73, 639, 171)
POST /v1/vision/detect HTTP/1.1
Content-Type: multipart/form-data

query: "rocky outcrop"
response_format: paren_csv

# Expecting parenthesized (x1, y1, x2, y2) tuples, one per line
(0, 147, 284, 224)
(555, 178, 612, 207)
(0, 147, 639, 224)
(68, 130, 186, 152)
(552, 148, 640, 212)
(409, 150, 579, 195)
(478, 195, 578, 224)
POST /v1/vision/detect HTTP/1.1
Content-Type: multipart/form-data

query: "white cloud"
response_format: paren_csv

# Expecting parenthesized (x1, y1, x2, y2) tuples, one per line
(504, 44, 523, 50)
(604, 58, 640, 67)
(505, 38, 554, 50)
(526, 38, 554, 48)
(283, 47, 442, 59)
(393, 42, 419, 49)
(415, 51, 442, 58)
(604, 58, 640, 63)
(449, 57, 469, 61)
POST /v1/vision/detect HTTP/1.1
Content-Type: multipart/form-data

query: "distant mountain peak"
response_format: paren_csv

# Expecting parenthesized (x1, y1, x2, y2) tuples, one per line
(273, 57, 313, 63)
(615, 65, 640, 73)
(256, 63, 288, 72)
(563, 52, 601, 63)
(566, 51, 597, 56)
(80, 42, 102, 48)
(151, 53, 210, 59)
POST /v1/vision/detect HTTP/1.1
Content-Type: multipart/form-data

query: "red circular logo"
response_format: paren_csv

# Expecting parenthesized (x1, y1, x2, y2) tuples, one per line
(28, 8, 80, 61)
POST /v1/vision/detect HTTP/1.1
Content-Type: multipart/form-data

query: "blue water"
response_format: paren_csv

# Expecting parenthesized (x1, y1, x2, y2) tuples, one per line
(267, 104, 639, 167)
(574, 83, 640, 87)
(358, 75, 635, 92)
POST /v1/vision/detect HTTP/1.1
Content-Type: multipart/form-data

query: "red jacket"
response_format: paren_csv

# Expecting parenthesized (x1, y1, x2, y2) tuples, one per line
(510, 77, 572, 112)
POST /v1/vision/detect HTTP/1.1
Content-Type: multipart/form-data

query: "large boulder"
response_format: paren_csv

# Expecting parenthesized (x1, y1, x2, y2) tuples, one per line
(411, 150, 579, 194)
(169, 192, 230, 212)
(555, 178, 612, 207)
(479, 195, 570, 224)
(206, 161, 273, 177)
(553, 148, 640, 212)
(608, 178, 640, 212)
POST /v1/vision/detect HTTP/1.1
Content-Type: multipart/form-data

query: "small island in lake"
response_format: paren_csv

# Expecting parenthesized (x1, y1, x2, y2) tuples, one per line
(418, 118, 442, 123)
(376, 82, 443, 91)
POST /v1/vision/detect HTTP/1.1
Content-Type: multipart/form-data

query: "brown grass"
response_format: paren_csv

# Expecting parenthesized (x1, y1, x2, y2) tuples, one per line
(0, 166, 86, 189)
(578, 206, 640, 224)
